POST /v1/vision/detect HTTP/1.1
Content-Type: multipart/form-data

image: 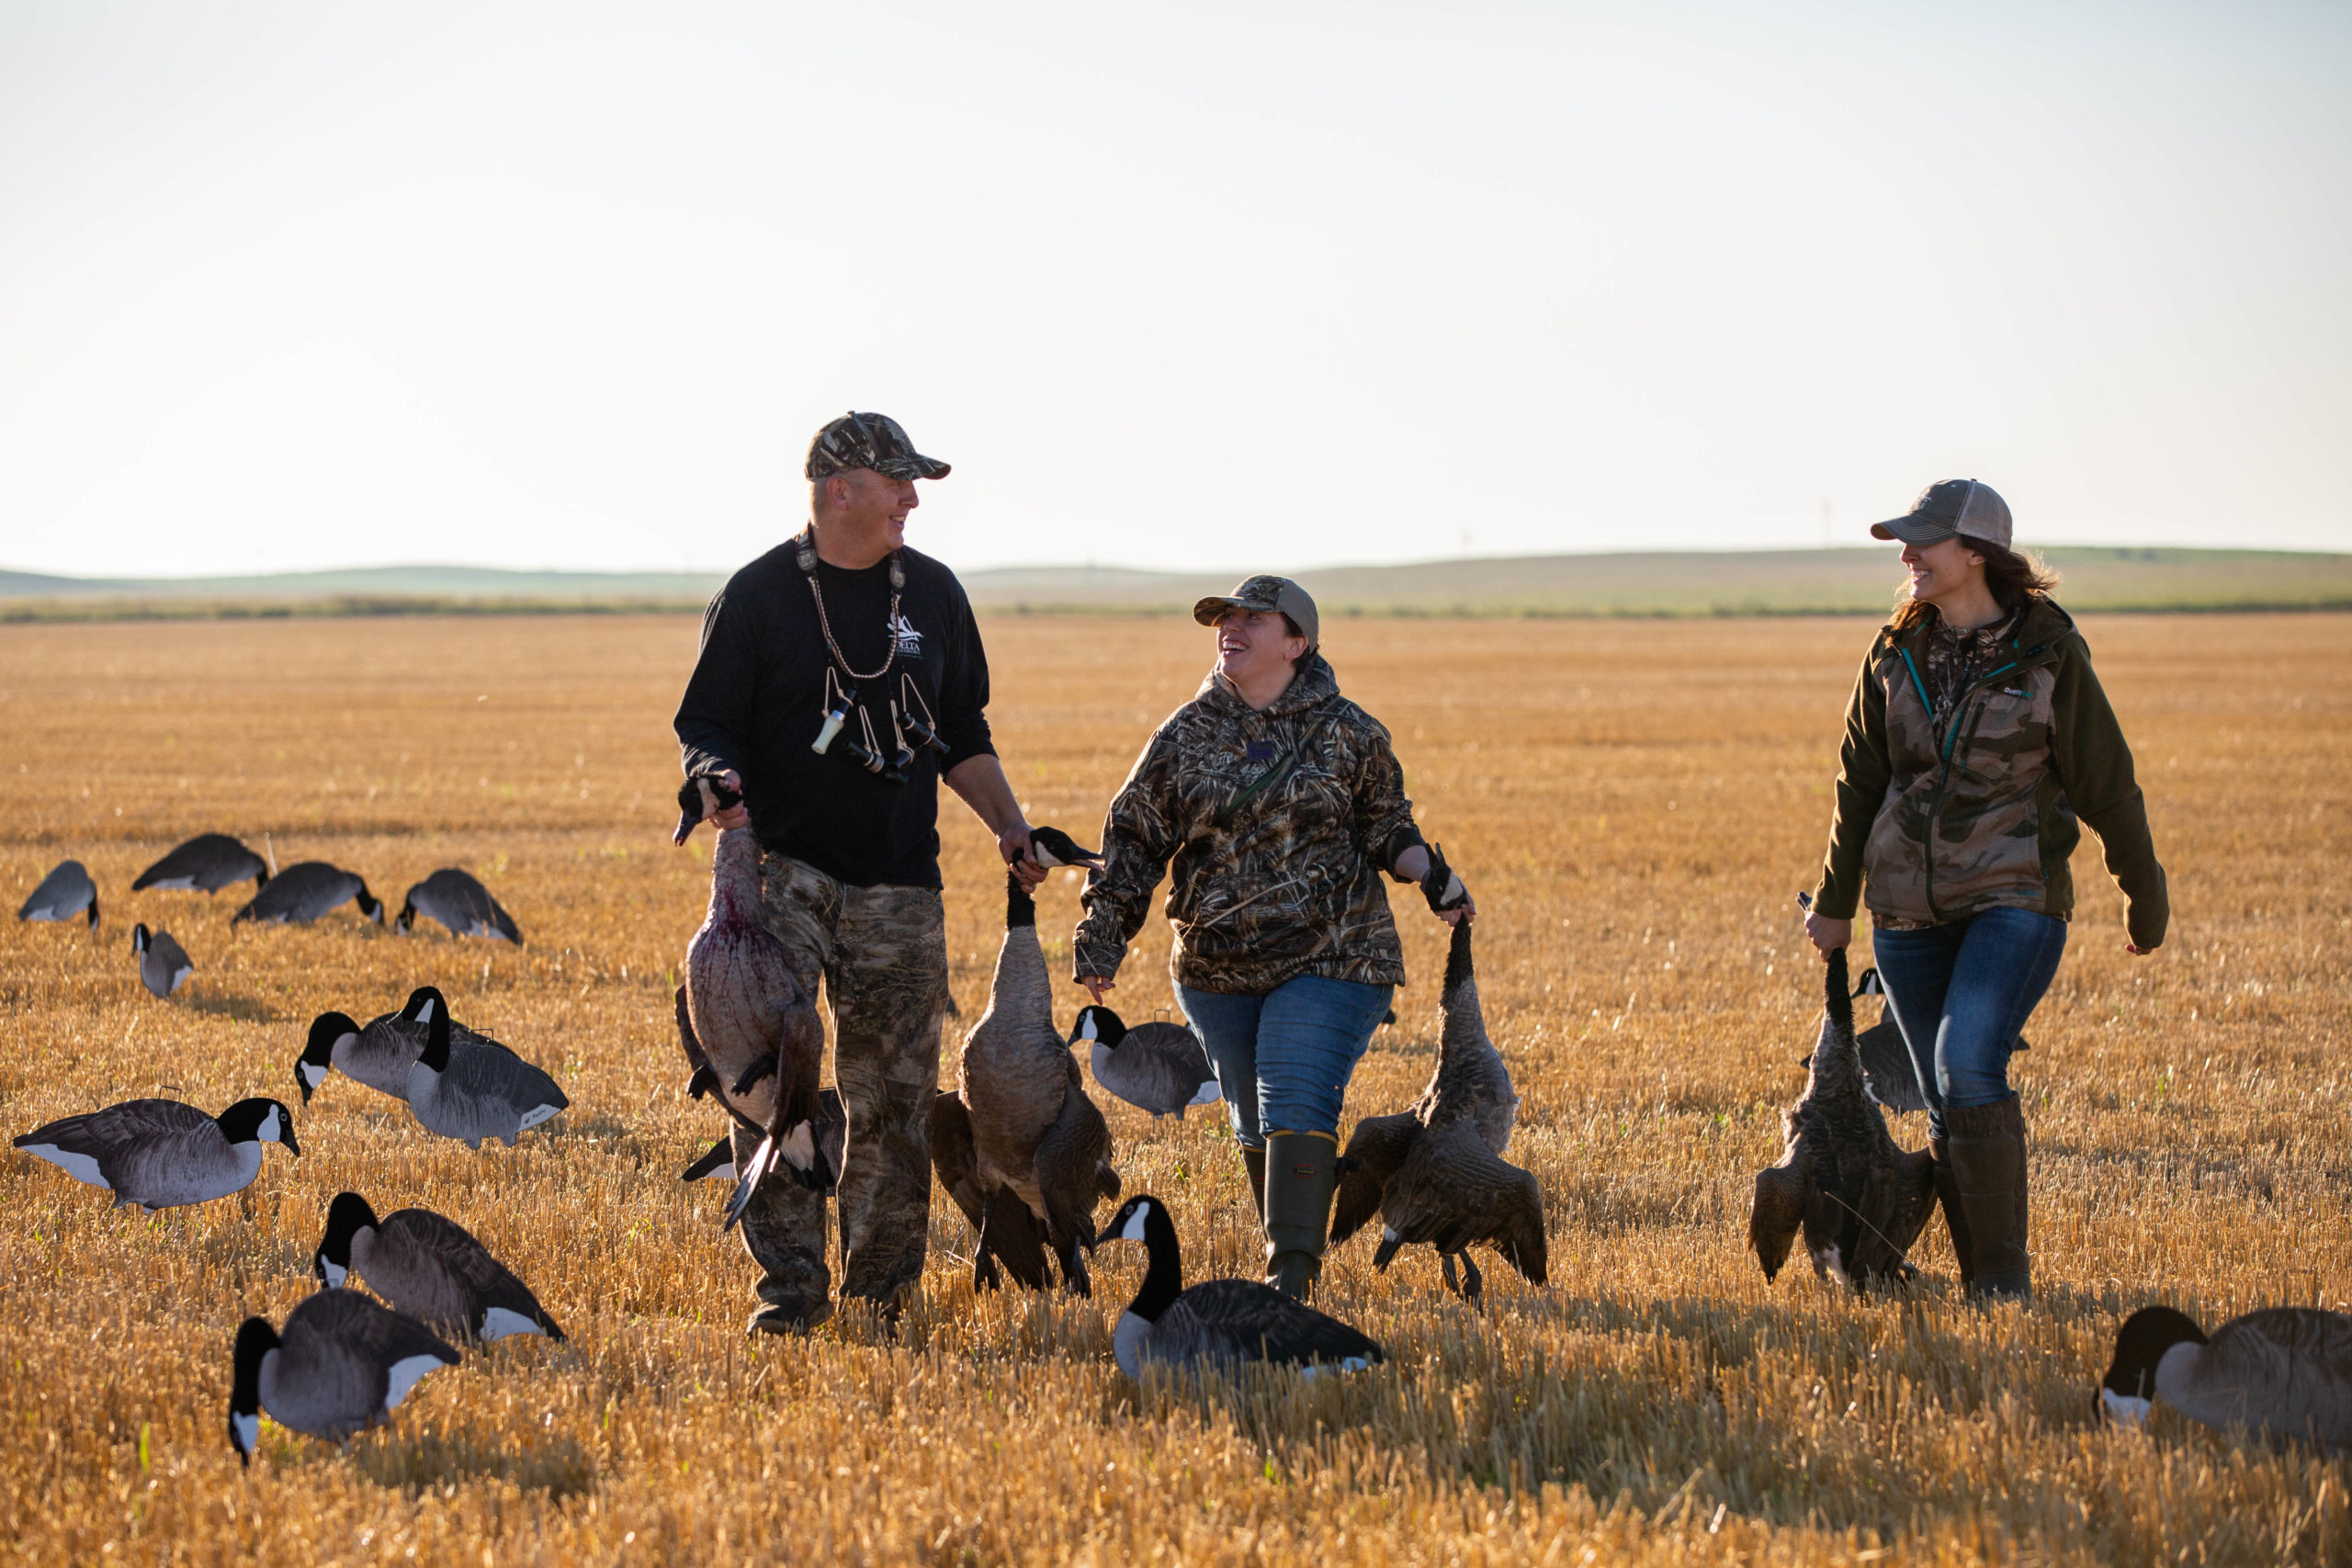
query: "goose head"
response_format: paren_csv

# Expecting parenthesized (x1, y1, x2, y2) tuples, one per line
(1027, 826, 1102, 872)
(2098, 1305, 2209, 1427)
(219, 1098, 300, 1157)
(313, 1191, 380, 1288)
(393, 899, 418, 935)
(296, 1012, 361, 1103)
(1108, 1193, 1169, 1246)
(1069, 1005, 1127, 1051)
(228, 1316, 279, 1464)
(356, 882, 386, 924)
(673, 773, 742, 846)
(132, 923, 152, 957)
(403, 987, 455, 1073)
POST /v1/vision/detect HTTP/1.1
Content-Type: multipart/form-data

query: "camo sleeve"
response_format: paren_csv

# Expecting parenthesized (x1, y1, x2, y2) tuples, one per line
(1347, 710, 1424, 875)
(1072, 725, 1182, 982)
(1814, 642, 1892, 920)
(2049, 635, 2168, 948)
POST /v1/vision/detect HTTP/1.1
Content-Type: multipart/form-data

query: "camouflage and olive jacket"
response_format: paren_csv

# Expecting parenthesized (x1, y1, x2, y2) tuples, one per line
(1813, 597, 2169, 948)
(1072, 657, 1425, 995)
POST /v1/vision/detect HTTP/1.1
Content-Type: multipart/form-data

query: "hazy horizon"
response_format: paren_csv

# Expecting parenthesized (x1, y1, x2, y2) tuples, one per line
(6, 1, 2347, 578)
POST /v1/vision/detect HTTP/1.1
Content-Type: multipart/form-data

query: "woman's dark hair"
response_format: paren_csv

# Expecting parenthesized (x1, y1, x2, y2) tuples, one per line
(1892, 538, 2062, 630)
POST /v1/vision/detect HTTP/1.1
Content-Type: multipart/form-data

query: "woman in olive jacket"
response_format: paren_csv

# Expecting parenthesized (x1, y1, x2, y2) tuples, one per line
(1804, 480, 2167, 1302)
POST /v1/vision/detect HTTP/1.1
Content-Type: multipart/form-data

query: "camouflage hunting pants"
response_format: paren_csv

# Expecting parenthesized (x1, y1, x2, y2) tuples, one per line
(730, 851, 948, 1316)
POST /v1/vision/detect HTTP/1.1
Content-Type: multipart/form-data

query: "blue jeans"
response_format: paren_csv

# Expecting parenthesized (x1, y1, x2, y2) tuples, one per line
(1177, 975, 1396, 1148)
(1870, 906, 2067, 1139)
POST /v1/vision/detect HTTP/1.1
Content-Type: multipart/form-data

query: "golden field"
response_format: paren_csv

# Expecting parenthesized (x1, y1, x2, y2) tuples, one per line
(2, 608, 2348, 1566)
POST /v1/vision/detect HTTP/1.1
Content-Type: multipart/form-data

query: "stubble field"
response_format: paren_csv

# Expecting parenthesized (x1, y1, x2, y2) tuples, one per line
(2, 609, 2348, 1566)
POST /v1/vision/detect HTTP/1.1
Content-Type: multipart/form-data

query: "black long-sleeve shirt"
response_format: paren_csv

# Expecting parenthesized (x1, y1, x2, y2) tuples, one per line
(674, 541, 995, 889)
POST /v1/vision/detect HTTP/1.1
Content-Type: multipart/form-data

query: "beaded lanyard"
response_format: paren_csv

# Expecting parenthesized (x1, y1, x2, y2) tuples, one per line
(797, 527, 906, 683)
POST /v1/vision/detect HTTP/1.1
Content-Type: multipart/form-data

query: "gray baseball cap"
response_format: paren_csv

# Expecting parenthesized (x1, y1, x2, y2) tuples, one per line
(1871, 479, 2012, 550)
(1193, 574, 1318, 649)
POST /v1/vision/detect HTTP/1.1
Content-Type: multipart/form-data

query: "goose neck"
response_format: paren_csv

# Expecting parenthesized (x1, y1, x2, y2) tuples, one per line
(1127, 1216, 1186, 1324)
(709, 829, 763, 920)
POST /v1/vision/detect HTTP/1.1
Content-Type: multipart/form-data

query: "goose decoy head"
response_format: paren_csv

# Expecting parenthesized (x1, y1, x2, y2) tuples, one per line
(356, 883, 385, 924)
(220, 1098, 300, 1157)
(1027, 826, 1102, 871)
(1069, 1005, 1126, 1050)
(313, 1191, 380, 1287)
(1107, 1193, 1170, 1246)
(403, 987, 454, 1070)
(673, 774, 742, 845)
(296, 1013, 361, 1103)
(131, 923, 150, 956)
(228, 1316, 279, 1463)
(393, 899, 417, 935)
(2098, 1306, 2211, 1426)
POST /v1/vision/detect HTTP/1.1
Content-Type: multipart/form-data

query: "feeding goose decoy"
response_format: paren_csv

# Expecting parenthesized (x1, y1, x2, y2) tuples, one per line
(1330, 917, 1545, 1303)
(678, 826, 827, 1227)
(1749, 947, 1938, 1290)
(2098, 1304, 2352, 1449)
(14, 1096, 299, 1210)
(1071, 1006, 1219, 1120)
(131, 922, 194, 998)
(313, 1190, 564, 1341)
(1105, 1195, 1384, 1379)
(18, 859, 98, 928)
(395, 868, 523, 944)
(231, 861, 384, 926)
(228, 1290, 459, 1464)
(131, 833, 269, 895)
(953, 842, 1121, 1295)
(401, 987, 568, 1149)
(296, 987, 520, 1106)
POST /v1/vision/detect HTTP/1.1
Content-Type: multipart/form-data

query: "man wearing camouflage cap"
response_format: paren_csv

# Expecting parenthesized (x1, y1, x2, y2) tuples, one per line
(675, 411, 1047, 1334)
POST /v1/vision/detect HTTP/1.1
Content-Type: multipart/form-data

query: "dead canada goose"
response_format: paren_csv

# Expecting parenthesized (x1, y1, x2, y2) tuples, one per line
(228, 1290, 459, 1464)
(1071, 1006, 1219, 1120)
(232, 861, 384, 926)
(131, 833, 268, 895)
(313, 1190, 564, 1341)
(682, 1088, 845, 1192)
(2098, 1304, 2352, 1449)
(395, 867, 523, 944)
(1106, 1195, 1385, 1379)
(953, 847, 1120, 1295)
(18, 859, 97, 928)
(1748, 947, 1938, 1290)
(1841, 965, 2030, 1117)
(930, 1089, 1050, 1291)
(678, 827, 827, 1226)
(296, 987, 520, 1106)
(1331, 919, 1544, 1303)
(131, 922, 194, 998)
(402, 987, 568, 1149)
(14, 1096, 299, 1210)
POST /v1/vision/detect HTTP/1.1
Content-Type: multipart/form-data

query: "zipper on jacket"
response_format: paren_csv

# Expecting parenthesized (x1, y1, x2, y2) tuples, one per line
(1913, 639, 2050, 924)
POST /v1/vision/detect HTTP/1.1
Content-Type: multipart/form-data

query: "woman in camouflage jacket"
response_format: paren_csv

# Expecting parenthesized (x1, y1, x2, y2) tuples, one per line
(1804, 480, 2167, 1303)
(1073, 575, 1473, 1300)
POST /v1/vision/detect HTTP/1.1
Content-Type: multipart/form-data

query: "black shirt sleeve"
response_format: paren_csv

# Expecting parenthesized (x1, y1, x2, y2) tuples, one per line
(934, 582, 996, 773)
(674, 583, 757, 784)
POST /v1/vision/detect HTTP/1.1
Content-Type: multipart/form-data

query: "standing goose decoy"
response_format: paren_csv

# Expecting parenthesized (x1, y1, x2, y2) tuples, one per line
(131, 923, 194, 998)
(1331, 917, 1544, 1303)
(14, 1096, 299, 1210)
(1105, 1195, 1385, 1379)
(1748, 947, 1939, 1290)
(313, 1191, 564, 1341)
(1071, 1006, 1219, 1120)
(954, 840, 1120, 1296)
(227, 1290, 459, 1464)
(394, 868, 523, 944)
(2098, 1304, 2352, 1449)
(295, 987, 519, 1106)
(18, 859, 98, 928)
(231, 861, 384, 926)
(679, 826, 827, 1227)
(401, 987, 568, 1149)
(131, 833, 269, 895)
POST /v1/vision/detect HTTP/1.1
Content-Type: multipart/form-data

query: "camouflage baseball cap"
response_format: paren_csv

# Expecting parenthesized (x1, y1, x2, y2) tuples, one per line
(805, 412, 951, 482)
(1871, 479, 2012, 550)
(1193, 575, 1318, 648)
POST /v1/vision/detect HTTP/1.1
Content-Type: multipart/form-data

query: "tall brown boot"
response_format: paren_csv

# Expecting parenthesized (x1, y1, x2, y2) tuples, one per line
(1945, 1096, 2030, 1302)
(1241, 1144, 1266, 1220)
(1928, 1134, 1974, 1294)
(1262, 1131, 1340, 1301)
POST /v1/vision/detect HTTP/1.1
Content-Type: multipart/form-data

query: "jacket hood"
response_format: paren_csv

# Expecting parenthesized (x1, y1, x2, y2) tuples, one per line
(1198, 654, 1340, 719)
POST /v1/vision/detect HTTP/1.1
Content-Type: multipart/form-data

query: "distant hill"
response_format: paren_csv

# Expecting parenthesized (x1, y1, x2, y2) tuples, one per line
(5, 547, 2349, 621)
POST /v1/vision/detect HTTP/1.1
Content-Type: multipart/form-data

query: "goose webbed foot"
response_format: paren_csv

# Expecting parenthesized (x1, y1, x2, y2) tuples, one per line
(731, 1056, 778, 1096)
(685, 1066, 718, 1100)
(1458, 1252, 1486, 1306)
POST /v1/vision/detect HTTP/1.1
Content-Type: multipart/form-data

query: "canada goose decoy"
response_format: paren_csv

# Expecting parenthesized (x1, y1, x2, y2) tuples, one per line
(1332, 919, 1545, 1303)
(1842, 965, 2029, 1116)
(952, 843, 1120, 1295)
(296, 987, 520, 1106)
(402, 987, 568, 1149)
(231, 861, 384, 926)
(930, 1089, 1051, 1291)
(228, 1290, 459, 1464)
(2098, 1304, 2352, 1449)
(1105, 1195, 1384, 1378)
(1748, 947, 1938, 1290)
(14, 1096, 299, 1210)
(313, 1191, 564, 1341)
(679, 828, 827, 1226)
(395, 868, 523, 944)
(131, 922, 194, 998)
(131, 833, 268, 895)
(1071, 1006, 1219, 1120)
(18, 859, 97, 928)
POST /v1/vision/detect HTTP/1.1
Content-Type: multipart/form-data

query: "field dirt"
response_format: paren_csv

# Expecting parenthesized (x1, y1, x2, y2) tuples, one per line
(1, 610, 2347, 1565)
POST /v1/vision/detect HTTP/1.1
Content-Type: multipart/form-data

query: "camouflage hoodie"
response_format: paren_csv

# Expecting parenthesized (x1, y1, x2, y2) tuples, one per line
(1073, 656, 1424, 994)
(1813, 597, 2168, 947)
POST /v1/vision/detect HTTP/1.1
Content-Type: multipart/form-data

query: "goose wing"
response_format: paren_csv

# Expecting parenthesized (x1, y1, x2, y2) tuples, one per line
(1034, 1085, 1115, 1249)
(929, 1091, 1049, 1291)
(272, 1290, 458, 1438)
(1748, 1160, 1808, 1282)
(17, 1099, 212, 1185)
(379, 1209, 562, 1339)
(1332, 1113, 1420, 1245)
(1855, 1019, 1928, 1114)
(1379, 1121, 1547, 1283)
(1847, 1145, 1938, 1281)
(145, 929, 195, 994)
(2177, 1309, 2352, 1449)
(443, 1040, 568, 1119)
(234, 862, 356, 924)
(1154, 1279, 1385, 1370)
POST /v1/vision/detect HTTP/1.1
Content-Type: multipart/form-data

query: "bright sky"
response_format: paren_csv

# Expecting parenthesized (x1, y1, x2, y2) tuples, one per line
(3, 0, 2346, 578)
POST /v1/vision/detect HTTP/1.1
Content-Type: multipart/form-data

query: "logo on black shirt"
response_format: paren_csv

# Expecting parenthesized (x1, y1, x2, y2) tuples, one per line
(891, 614, 923, 657)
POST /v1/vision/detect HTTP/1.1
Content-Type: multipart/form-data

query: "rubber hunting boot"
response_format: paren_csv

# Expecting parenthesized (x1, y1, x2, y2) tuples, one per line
(1262, 1129, 1340, 1301)
(1928, 1133, 1975, 1294)
(1241, 1144, 1267, 1221)
(1945, 1095, 2030, 1302)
